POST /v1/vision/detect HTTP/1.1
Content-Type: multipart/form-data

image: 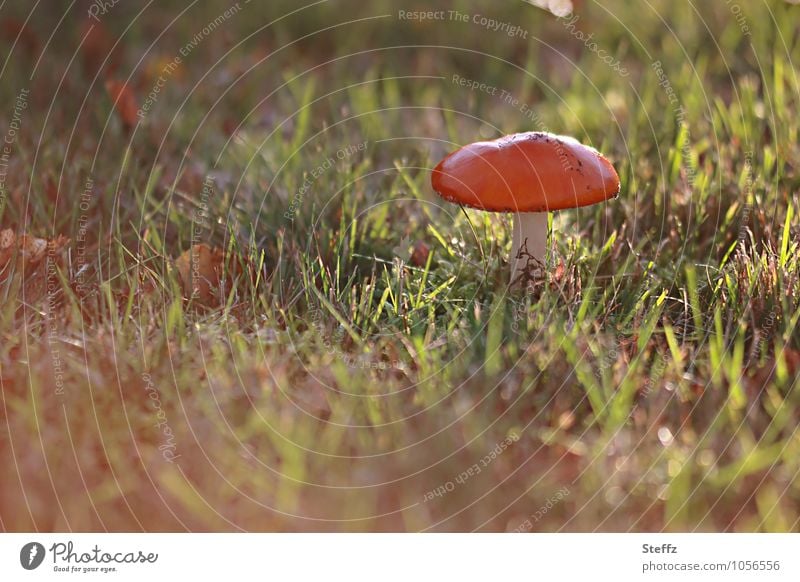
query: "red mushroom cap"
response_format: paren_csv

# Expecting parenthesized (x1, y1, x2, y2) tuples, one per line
(431, 132, 620, 212)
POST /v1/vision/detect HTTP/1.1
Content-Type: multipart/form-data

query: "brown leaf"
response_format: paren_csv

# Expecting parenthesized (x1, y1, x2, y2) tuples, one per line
(175, 243, 251, 307)
(409, 240, 430, 267)
(105, 79, 139, 132)
(175, 244, 224, 306)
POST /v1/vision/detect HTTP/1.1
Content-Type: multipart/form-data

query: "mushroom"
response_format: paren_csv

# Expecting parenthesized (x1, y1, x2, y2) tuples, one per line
(431, 131, 620, 285)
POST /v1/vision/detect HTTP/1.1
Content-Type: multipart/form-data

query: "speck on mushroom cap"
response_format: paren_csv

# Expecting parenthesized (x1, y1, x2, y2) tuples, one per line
(431, 131, 620, 212)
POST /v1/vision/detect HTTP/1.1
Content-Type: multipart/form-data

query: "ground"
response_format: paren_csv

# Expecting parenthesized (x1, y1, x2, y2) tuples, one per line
(0, 0, 799, 532)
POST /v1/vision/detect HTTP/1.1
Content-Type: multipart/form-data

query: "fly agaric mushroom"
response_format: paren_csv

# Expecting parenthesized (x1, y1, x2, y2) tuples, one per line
(431, 131, 619, 285)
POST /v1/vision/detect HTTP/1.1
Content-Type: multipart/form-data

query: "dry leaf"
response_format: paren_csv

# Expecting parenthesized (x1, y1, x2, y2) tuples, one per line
(105, 79, 139, 132)
(175, 244, 224, 305)
(409, 240, 430, 267)
(175, 243, 250, 307)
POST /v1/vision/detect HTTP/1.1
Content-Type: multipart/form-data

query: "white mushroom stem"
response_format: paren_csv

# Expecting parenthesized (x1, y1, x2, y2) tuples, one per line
(510, 212, 548, 285)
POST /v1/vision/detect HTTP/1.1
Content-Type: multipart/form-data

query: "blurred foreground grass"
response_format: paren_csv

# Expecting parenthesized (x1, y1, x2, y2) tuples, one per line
(0, 0, 799, 531)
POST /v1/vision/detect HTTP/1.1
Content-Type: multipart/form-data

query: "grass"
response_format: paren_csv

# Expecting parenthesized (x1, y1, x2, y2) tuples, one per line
(0, 0, 799, 532)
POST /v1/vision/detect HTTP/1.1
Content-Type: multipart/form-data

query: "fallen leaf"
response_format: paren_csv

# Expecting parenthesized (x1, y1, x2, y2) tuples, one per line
(105, 79, 139, 132)
(174, 243, 251, 307)
(409, 240, 430, 267)
(175, 244, 223, 305)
